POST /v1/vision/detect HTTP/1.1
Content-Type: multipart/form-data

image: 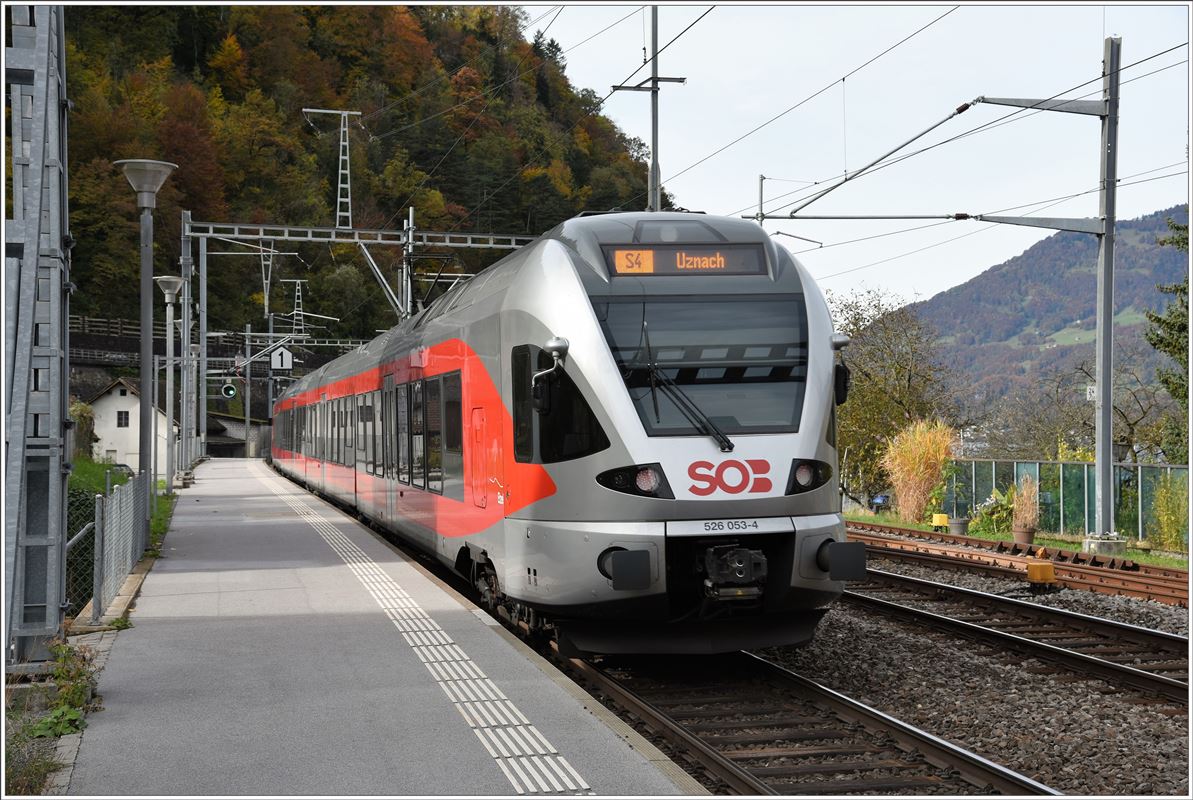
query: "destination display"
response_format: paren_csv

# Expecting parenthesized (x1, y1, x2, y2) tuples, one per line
(603, 244, 767, 276)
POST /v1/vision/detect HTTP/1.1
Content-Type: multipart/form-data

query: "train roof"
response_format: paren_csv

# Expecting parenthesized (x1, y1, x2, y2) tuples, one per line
(542, 211, 767, 251)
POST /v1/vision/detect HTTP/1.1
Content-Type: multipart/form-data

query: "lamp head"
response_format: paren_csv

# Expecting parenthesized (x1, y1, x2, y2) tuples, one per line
(114, 159, 178, 208)
(155, 274, 185, 303)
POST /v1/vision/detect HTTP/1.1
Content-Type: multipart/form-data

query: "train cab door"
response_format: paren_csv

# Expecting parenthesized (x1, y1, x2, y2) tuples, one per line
(470, 408, 487, 508)
(383, 375, 395, 522)
(319, 393, 328, 489)
(470, 406, 504, 511)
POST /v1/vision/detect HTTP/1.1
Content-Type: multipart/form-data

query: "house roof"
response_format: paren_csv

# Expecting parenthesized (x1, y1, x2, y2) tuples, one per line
(87, 376, 170, 413)
(208, 410, 271, 426)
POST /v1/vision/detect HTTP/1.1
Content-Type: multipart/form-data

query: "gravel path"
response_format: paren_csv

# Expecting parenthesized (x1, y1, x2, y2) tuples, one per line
(757, 603, 1189, 796)
(867, 555, 1190, 636)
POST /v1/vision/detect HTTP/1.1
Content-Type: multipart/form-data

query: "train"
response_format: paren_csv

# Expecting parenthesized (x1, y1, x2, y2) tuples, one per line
(270, 211, 865, 655)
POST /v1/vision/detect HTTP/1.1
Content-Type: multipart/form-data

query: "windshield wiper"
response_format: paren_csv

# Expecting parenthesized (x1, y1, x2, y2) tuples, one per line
(640, 319, 735, 453)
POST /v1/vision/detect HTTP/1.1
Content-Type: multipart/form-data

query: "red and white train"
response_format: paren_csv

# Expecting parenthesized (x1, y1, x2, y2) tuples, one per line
(271, 211, 863, 655)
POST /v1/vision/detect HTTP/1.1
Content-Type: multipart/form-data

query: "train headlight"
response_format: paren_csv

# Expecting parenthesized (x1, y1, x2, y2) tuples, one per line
(635, 466, 662, 493)
(794, 463, 815, 488)
(597, 463, 674, 499)
(784, 459, 832, 495)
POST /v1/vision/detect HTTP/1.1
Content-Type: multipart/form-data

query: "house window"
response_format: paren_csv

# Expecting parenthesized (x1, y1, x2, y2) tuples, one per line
(119, 388, 128, 396)
(117, 411, 130, 428)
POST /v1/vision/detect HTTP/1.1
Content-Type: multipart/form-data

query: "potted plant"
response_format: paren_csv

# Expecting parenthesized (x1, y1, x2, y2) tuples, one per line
(1012, 474, 1039, 545)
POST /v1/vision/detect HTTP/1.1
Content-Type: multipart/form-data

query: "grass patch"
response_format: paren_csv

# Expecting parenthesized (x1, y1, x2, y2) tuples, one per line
(147, 494, 176, 556)
(4, 712, 64, 794)
(68, 457, 129, 496)
(845, 511, 935, 532)
(4, 639, 103, 794)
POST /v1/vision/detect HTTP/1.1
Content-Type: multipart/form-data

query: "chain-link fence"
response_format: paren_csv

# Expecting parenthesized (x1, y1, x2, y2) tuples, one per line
(944, 459, 1189, 547)
(64, 472, 149, 624)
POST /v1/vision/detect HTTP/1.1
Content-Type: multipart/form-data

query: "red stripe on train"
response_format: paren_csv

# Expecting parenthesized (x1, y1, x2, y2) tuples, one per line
(271, 339, 556, 537)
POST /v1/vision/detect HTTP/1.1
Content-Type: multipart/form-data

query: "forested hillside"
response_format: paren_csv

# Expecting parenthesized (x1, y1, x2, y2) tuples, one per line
(64, 6, 660, 337)
(911, 205, 1189, 402)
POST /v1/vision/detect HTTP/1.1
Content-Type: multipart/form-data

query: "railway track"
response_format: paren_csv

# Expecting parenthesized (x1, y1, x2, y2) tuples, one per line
(847, 523, 1189, 607)
(846, 569, 1189, 704)
(562, 650, 1058, 795)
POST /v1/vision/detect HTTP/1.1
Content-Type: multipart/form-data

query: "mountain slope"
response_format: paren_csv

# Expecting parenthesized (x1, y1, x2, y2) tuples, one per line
(911, 205, 1189, 400)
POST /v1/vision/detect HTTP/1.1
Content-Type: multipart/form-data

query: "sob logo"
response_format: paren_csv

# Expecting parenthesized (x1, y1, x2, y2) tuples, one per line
(688, 459, 773, 496)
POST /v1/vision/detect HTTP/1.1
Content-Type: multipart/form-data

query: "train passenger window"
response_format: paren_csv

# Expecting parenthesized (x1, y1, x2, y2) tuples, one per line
(346, 399, 354, 449)
(397, 384, 410, 484)
(512, 348, 533, 462)
(442, 372, 464, 502)
(512, 346, 610, 464)
(411, 381, 425, 489)
(426, 378, 443, 494)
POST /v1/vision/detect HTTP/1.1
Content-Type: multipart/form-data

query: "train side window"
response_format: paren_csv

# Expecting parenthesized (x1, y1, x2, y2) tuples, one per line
(442, 372, 464, 501)
(426, 378, 443, 494)
(397, 383, 410, 484)
(411, 381, 425, 489)
(512, 345, 610, 464)
(512, 347, 533, 462)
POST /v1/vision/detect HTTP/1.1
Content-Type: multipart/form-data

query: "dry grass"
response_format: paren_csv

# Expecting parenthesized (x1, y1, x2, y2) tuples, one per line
(1013, 474, 1039, 531)
(880, 419, 956, 524)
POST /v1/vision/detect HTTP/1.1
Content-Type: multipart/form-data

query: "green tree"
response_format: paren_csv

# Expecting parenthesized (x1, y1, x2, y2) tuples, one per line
(1144, 217, 1188, 462)
(829, 288, 955, 505)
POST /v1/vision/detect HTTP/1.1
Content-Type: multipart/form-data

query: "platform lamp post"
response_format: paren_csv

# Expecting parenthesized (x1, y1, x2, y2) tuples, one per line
(115, 159, 177, 542)
(156, 275, 185, 496)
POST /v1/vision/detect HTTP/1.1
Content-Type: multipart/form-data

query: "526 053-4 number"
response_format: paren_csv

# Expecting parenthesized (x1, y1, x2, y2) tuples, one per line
(703, 519, 760, 532)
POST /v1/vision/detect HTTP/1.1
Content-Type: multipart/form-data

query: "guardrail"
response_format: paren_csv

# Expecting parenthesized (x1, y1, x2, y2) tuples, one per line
(64, 472, 149, 625)
(943, 458, 1189, 546)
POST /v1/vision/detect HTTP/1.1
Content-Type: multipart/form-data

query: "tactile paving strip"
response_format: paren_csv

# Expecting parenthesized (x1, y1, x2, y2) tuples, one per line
(250, 464, 592, 796)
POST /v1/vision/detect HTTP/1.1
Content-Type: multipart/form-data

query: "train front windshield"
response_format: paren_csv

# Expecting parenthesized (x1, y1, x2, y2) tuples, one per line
(595, 296, 809, 436)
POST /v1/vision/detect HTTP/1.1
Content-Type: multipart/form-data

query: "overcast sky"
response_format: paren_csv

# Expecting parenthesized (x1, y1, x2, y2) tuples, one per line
(521, 2, 1190, 303)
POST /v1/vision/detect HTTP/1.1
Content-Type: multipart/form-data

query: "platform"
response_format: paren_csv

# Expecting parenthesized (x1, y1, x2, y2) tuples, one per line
(66, 459, 699, 796)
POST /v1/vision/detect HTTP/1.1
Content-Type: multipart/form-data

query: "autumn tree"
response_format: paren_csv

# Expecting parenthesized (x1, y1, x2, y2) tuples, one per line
(829, 288, 956, 505)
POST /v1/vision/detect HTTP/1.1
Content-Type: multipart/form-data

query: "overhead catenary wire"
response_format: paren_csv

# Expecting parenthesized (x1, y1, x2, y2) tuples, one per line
(806, 168, 1188, 280)
(736, 45, 1188, 219)
(621, 6, 959, 209)
(788, 163, 1188, 256)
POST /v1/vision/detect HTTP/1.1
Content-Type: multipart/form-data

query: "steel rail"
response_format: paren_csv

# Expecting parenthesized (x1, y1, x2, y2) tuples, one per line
(851, 531, 1189, 605)
(845, 570, 1188, 704)
(742, 653, 1062, 796)
(562, 648, 1058, 795)
(849, 520, 1189, 579)
(560, 648, 772, 795)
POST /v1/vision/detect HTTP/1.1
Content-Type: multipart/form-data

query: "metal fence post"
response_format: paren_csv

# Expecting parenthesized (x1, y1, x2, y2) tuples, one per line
(91, 494, 105, 625)
(1059, 463, 1065, 535)
(1137, 464, 1143, 541)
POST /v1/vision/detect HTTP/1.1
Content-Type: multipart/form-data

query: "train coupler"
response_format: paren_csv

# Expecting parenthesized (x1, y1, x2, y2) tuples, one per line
(703, 545, 767, 600)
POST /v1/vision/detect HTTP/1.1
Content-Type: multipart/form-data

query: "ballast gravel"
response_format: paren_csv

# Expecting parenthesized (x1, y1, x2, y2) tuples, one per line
(757, 601, 1189, 796)
(867, 555, 1190, 636)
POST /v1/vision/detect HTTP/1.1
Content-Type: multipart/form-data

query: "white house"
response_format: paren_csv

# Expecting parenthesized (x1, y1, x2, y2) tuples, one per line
(88, 377, 175, 475)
